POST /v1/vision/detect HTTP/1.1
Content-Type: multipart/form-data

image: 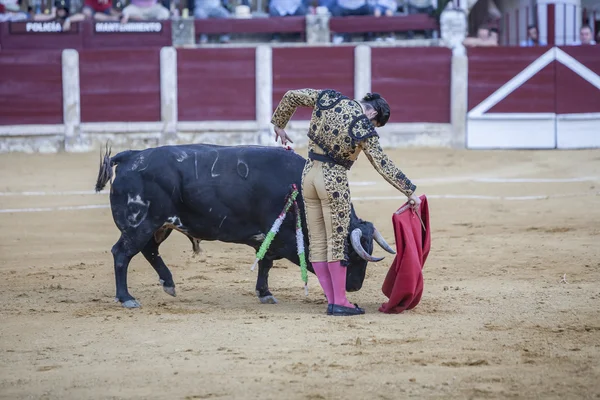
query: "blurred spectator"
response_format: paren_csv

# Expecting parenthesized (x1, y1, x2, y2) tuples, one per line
(571, 25, 596, 45)
(33, 0, 86, 30)
(82, 0, 121, 21)
(520, 24, 547, 46)
(463, 25, 488, 46)
(373, 0, 397, 42)
(372, 0, 395, 17)
(406, 0, 434, 39)
(269, 0, 307, 16)
(488, 27, 499, 44)
(195, 0, 230, 44)
(0, 0, 28, 20)
(121, 0, 170, 23)
(463, 25, 498, 46)
(331, 0, 371, 17)
(269, 0, 308, 42)
(330, 0, 373, 43)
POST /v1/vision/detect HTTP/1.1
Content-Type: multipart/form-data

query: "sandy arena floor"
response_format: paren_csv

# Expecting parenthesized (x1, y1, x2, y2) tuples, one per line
(0, 147, 599, 400)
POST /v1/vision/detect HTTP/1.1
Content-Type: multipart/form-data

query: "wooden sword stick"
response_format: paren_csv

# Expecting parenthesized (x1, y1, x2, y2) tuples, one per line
(409, 199, 426, 232)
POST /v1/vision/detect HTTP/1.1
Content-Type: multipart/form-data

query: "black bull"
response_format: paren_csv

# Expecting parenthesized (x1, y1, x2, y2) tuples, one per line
(95, 143, 396, 308)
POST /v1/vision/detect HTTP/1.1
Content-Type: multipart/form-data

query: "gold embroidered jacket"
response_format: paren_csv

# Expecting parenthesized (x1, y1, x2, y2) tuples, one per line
(271, 88, 416, 196)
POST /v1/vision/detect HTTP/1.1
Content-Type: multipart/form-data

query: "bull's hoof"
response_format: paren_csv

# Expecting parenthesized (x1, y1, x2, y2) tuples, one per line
(122, 299, 141, 309)
(259, 295, 278, 304)
(163, 285, 176, 297)
(159, 279, 176, 297)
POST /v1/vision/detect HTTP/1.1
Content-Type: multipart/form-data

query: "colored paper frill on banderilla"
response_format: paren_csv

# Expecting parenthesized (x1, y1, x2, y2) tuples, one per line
(250, 185, 308, 294)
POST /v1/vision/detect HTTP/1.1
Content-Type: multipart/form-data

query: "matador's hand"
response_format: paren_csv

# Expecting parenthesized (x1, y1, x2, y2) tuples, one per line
(408, 193, 421, 211)
(274, 126, 293, 146)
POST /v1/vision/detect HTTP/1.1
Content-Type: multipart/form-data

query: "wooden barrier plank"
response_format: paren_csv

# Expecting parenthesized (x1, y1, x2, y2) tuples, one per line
(177, 48, 256, 121)
(272, 47, 354, 121)
(329, 14, 438, 34)
(371, 47, 451, 123)
(0, 21, 83, 50)
(194, 16, 305, 35)
(79, 48, 161, 122)
(555, 46, 600, 114)
(467, 47, 552, 113)
(0, 50, 63, 125)
(82, 20, 172, 49)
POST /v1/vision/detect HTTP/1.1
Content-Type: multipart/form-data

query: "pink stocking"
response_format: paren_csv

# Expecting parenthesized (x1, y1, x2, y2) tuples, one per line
(312, 262, 334, 304)
(329, 261, 354, 308)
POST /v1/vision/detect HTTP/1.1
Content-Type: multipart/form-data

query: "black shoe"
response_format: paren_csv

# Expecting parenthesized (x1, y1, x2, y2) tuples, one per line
(327, 304, 333, 315)
(331, 303, 365, 316)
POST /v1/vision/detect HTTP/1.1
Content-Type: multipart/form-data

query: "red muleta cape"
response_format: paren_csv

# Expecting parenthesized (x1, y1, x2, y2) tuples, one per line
(379, 194, 430, 314)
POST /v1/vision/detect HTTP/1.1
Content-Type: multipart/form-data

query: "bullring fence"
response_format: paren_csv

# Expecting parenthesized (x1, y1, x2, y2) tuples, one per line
(1, 23, 599, 152)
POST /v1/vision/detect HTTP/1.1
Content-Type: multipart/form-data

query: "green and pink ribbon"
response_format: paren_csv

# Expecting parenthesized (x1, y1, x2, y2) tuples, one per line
(251, 184, 309, 295)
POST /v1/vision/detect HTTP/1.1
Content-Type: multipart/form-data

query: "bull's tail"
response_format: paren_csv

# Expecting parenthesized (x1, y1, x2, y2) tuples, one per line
(94, 141, 140, 193)
(95, 142, 114, 193)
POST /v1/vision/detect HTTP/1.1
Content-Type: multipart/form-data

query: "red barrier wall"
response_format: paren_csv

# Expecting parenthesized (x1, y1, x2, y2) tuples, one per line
(468, 47, 555, 113)
(0, 50, 63, 125)
(468, 46, 600, 115)
(556, 46, 600, 114)
(79, 48, 161, 122)
(0, 21, 170, 50)
(177, 48, 256, 121)
(81, 21, 172, 49)
(0, 46, 467, 128)
(272, 47, 354, 121)
(0, 21, 83, 50)
(371, 47, 451, 123)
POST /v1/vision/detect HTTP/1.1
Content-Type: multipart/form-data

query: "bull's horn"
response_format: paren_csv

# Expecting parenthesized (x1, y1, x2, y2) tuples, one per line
(350, 228, 384, 262)
(374, 229, 396, 254)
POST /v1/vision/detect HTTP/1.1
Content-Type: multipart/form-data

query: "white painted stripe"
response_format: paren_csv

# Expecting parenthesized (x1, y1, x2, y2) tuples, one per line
(2, 192, 597, 213)
(556, 113, 600, 120)
(81, 121, 163, 133)
(473, 177, 597, 183)
(0, 190, 108, 196)
(0, 124, 65, 136)
(176, 121, 259, 132)
(412, 176, 598, 184)
(0, 177, 596, 197)
(555, 48, 600, 90)
(468, 113, 556, 120)
(469, 48, 556, 117)
(0, 204, 110, 214)
(352, 192, 599, 201)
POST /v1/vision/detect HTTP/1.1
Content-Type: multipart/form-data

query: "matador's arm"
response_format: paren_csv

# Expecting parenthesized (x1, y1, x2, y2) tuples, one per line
(360, 135, 417, 197)
(271, 89, 320, 129)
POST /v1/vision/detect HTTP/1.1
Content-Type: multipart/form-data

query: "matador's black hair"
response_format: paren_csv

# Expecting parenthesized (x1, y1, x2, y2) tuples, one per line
(362, 92, 390, 127)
